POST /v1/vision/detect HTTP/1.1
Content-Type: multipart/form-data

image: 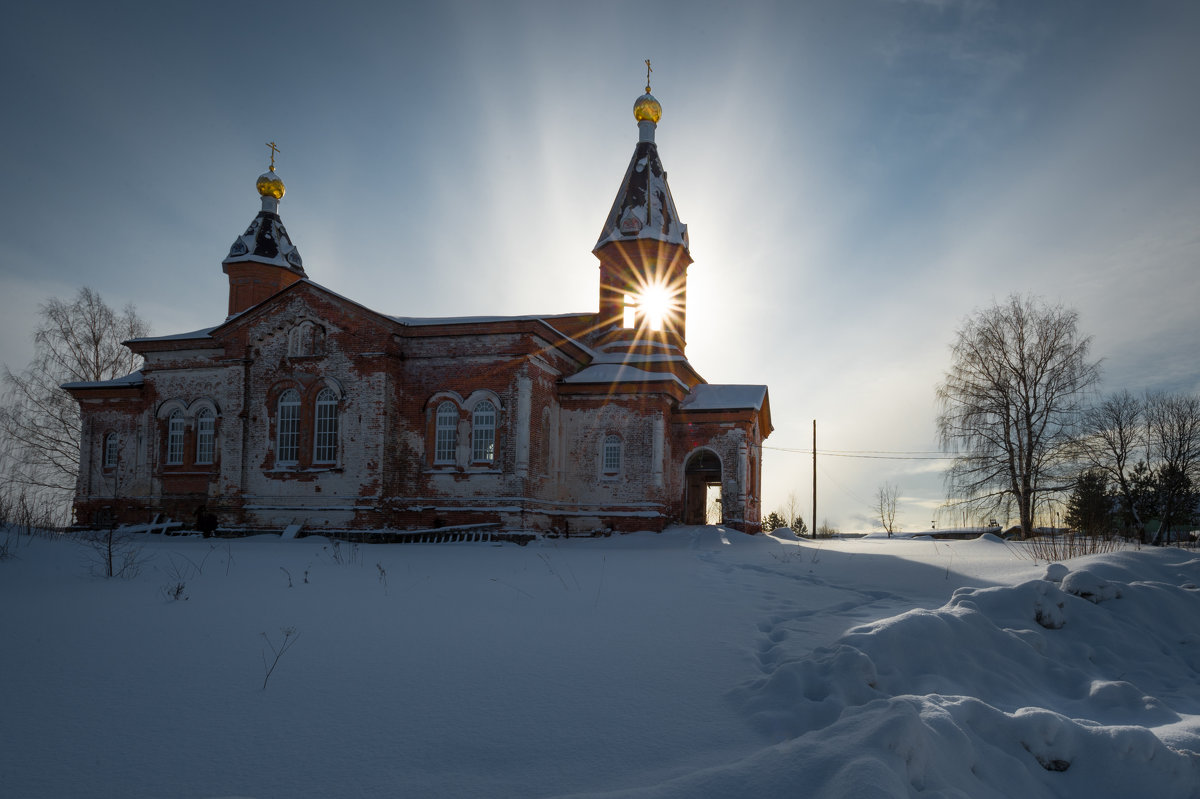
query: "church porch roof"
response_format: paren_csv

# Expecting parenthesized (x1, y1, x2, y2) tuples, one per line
(61, 370, 145, 392)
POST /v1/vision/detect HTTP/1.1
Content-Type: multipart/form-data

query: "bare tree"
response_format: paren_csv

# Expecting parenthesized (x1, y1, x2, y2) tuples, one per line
(0, 288, 148, 510)
(936, 295, 1100, 538)
(781, 491, 807, 535)
(875, 481, 899, 536)
(1145, 392, 1200, 543)
(1078, 390, 1146, 538)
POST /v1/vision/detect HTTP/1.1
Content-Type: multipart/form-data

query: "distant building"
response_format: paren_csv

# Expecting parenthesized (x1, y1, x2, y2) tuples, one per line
(65, 82, 772, 535)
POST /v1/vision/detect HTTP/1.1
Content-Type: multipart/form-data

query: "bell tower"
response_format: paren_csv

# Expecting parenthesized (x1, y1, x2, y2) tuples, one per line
(593, 65, 692, 354)
(221, 142, 306, 317)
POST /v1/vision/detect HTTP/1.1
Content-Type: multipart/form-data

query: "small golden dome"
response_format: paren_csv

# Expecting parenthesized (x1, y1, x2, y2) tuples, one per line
(256, 168, 286, 200)
(633, 92, 662, 124)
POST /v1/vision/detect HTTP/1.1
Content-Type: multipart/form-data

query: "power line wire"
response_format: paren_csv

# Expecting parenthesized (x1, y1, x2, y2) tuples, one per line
(818, 462, 872, 506)
(762, 445, 950, 460)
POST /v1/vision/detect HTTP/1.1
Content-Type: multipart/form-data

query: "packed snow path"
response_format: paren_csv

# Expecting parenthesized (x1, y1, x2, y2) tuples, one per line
(1, 527, 1197, 797)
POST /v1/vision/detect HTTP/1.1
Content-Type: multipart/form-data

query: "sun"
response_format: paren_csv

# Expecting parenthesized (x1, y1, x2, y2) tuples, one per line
(636, 282, 674, 331)
(619, 273, 684, 334)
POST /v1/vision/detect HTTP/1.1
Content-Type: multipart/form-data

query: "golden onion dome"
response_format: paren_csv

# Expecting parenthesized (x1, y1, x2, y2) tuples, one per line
(256, 168, 286, 200)
(633, 92, 662, 124)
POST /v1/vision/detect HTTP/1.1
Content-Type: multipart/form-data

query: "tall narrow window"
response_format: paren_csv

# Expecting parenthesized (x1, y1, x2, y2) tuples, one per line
(314, 388, 338, 463)
(435, 402, 458, 464)
(166, 411, 185, 465)
(196, 408, 215, 465)
(472, 401, 496, 463)
(277, 389, 300, 465)
(603, 434, 622, 475)
(623, 294, 637, 328)
(104, 433, 119, 468)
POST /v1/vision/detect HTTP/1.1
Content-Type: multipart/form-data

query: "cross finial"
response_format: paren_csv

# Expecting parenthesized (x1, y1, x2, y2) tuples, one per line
(265, 141, 280, 171)
(644, 59, 653, 93)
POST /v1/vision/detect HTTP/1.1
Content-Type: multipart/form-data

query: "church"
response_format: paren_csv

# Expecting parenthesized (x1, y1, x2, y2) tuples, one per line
(65, 79, 773, 536)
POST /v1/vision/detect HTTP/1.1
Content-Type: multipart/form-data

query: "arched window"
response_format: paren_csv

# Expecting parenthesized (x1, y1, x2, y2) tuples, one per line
(314, 388, 338, 463)
(104, 433, 119, 468)
(435, 402, 458, 464)
(602, 434, 622, 476)
(472, 401, 496, 463)
(277, 389, 301, 465)
(166, 411, 185, 465)
(196, 408, 215, 465)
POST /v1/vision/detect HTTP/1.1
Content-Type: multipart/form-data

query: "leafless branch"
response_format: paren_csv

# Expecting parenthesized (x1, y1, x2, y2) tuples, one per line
(936, 295, 1099, 537)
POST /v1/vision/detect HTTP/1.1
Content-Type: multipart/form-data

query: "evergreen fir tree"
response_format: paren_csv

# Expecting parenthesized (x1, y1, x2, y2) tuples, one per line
(761, 512, 786, 533)
(1064, 470, 1111, 535)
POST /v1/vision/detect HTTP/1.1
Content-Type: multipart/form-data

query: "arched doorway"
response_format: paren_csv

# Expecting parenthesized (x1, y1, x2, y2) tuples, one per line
(683, 449, 722, 525)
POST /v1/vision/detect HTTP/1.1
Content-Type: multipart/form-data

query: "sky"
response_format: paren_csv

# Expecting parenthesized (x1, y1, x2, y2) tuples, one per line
(1, 0, 1198, 532)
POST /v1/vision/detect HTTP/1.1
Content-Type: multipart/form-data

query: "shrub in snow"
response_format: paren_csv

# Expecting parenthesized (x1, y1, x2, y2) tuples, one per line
(1034, 584, 1067, 629)
(1017, 707, 1076, 772)
(1042, 563, 1069, 583)
(79, 528, 147, 578)
(1060, 569, 1121, 603)
(261, 627, 300, 691)
(159, 581, 187, 601)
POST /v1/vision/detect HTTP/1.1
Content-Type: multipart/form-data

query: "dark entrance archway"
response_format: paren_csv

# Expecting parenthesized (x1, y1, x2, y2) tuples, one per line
(683, 449, 722, 525)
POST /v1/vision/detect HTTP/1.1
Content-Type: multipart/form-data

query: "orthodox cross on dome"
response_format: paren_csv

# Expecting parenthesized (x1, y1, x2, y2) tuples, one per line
(265, 141, 280, 171)
(644, 59, 652, 93)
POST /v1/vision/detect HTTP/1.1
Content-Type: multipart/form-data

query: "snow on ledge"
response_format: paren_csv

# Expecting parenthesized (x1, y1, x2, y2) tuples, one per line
(61, 370, 145, 390)
(562, 363, 690, 391)
(679, 384, 768, 411)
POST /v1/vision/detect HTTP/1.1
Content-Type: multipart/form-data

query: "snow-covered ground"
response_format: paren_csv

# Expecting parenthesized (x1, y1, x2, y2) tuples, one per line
(1, 527, 1197, 798)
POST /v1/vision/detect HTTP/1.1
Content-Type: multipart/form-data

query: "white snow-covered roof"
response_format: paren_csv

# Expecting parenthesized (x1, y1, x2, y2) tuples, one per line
(390, 311, 592, 327)
(591, 350, 688, 365)
(390, 312, 600, 362)
(223, 209, 305, 274)
(679, 384, 768, 411)
(62, 370, 145, 390)
(535, 320, 599, 360)
(127, 326, 218, 343)
(562, 363, 690, 391)
(279, 279, 594, 332)
(594, 140, 689, 253)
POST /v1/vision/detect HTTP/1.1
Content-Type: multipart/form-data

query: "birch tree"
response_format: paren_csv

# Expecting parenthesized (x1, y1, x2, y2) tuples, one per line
(875, 481, 899, 535)
(936, 295, 1099, 538)
(0, 288, 148, 509)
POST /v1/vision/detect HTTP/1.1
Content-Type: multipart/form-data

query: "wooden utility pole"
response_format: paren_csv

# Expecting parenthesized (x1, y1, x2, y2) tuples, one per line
(812, 419, 817, 536)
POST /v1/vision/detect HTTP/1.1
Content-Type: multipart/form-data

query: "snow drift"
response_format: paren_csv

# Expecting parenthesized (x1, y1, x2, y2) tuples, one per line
(1, 528, 1197, 798)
